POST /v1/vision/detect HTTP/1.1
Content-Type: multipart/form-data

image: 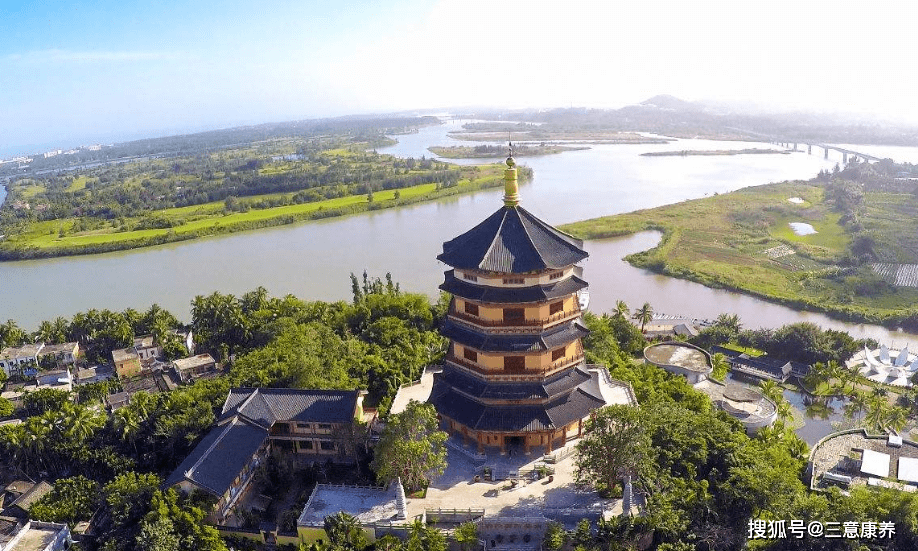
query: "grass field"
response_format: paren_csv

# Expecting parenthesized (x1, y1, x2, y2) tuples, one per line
(560, 181, 918, 327)
(1, 167, 507, 256)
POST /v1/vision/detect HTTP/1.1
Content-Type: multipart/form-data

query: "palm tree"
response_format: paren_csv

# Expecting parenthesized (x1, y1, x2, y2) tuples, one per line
(845, 391, 869, 424)
(614, 300, 629, 318)
(324, 511, 365, 551)
(776, 400, 793, 424)
(714, 313, 741, 334)
(865, 395, 889, 431)
(838, 367, 858, 394)
(113, 409, 141, 453)
(884, 407, 909, 432)
(632, 303, 654, 333)
(758, 380, 782, 404)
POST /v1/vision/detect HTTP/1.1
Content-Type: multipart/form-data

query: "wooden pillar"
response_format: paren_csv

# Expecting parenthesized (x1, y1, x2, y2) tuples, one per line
(477, 433, 484, 454)
(578, 419, 583, 437)
(524, 437, 531, 456)
(500, 436, 507, 455)
(562, 427, 568, 442)
(546, 433, 554, 454)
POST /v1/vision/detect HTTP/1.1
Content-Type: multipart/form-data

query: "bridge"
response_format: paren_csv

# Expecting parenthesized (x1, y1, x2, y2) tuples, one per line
(772, 141, 883, 164)
(724, 127, 884, 164)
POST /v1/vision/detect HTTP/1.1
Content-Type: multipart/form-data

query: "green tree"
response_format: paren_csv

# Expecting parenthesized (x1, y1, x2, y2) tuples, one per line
(135, 516, 181, 551)
(104, 471, 161, 527)
(543, 522, 567, 551)
(371, 401, 447, 493)
(0, 397, 12, 418)
(575, 405, 650, 496)
(632, 302, 654, 333)
(454, 521, 478, 551)
(710, 353, 729, 382)
(30, 475, 100, 525)
(406, 520, 445, 551)
(324, 511, 368, 551)
(0, 319, 27, 348)
(22, 387, 71, 416)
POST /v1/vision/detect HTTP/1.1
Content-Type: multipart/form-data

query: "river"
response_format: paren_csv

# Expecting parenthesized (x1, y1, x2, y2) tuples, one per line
(1, 118, 917, 346)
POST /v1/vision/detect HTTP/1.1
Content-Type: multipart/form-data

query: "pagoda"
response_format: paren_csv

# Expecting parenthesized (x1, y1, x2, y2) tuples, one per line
(429, 148, 606, 455)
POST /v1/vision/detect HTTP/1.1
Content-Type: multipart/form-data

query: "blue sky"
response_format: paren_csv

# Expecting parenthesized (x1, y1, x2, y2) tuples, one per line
(2, 0, 917, 156)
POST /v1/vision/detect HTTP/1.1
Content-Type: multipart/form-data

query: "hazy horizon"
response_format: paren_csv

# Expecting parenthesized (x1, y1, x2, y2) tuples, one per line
(3, 0, 917, 157)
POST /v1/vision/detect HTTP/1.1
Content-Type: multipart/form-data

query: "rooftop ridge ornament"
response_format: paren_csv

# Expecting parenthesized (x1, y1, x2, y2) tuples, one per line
(504, 141, 519, 207)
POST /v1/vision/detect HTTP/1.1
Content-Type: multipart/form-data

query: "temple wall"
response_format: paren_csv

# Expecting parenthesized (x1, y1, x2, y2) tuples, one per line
(455, 295, 578, 320)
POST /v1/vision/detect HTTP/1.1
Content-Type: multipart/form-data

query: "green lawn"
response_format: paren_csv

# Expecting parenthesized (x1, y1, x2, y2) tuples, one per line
(3, 167, 505, 255)
(560, 181, 918, 327)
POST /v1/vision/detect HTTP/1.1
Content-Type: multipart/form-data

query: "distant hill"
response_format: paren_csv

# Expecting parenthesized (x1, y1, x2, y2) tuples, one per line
(639, 94, 702, 112)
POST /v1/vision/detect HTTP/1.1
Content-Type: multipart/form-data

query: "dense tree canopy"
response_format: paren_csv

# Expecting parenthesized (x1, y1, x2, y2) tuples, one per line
(371, 401, 447, 492)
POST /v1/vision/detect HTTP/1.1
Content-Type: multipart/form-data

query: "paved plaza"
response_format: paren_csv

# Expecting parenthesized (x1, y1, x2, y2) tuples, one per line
(405, 438, 630, 526)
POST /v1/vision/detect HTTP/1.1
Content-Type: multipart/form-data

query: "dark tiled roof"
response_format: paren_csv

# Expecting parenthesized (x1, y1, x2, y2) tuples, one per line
(441, 319, 589, 353)
(164, 417, 268, 497)
(436, 364, 593, 400)
(8, 481, 53, 513)
(220, 388, 359, 428)
(429, 366, 605, 432)
(438, 206, 587, 273)
(430, 385, 604, 432)
(440, 271, 588, 303)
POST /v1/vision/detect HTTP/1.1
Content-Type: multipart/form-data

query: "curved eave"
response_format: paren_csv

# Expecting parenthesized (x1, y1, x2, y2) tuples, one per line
(433, 363, 594, 401)
(440, 271, 588, 304)
(430, 385, 605, 433)
(441, 319, 589, 353)
(438, 206, 588, 272)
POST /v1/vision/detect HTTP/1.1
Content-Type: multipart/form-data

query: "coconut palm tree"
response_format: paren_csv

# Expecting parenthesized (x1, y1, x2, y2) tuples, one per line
(632, 303, 654, 333)
(776, 400, 793, 424)
(865, 395, 889, 431)
(113, 408, 141, 453)
(884, 406, 909, 432)
(758, 380, 782, 404)
(614, 300, 629, 318)
(845, 390, 869, 424)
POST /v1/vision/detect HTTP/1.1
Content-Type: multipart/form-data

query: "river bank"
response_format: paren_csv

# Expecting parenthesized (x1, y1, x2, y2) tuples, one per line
(640, 148, 789, 157)
(0, 164, 516, 261)
(427, 144, 588, 158)
(562, 180, 918, 332)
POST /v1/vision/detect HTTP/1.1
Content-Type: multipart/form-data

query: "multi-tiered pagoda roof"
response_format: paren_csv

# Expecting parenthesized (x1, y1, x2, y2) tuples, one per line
(429, 151, 609, 455)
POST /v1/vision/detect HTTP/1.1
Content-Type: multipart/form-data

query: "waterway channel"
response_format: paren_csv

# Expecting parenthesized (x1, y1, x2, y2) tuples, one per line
(1, 118, 916, 349)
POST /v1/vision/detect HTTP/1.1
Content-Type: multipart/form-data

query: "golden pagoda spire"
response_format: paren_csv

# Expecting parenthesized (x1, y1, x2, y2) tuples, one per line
(503, 142, 519, 207)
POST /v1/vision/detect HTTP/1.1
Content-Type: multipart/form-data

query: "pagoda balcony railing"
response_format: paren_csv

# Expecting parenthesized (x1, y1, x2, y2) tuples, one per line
(448, 307, 581, 332)
(545, 352, 586, 376)
(443, 351, 586, 378)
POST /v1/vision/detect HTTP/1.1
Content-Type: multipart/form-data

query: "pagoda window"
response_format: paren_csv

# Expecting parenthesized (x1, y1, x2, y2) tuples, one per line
(463, 348, 478, 362)
(504, 356, 525, 372)
(503, 277, 525, 285)
(463, 273, 478, 282)
(552, 347, 566, 361)
(464, 302, 479, 316)
(549, 301, 563, 315)
(503, 308, 525, 323)
(549, 271, 564, 280)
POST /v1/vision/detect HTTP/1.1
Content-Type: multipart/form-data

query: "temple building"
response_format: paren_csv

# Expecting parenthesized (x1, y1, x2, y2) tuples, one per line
(428, 150, 615, 455)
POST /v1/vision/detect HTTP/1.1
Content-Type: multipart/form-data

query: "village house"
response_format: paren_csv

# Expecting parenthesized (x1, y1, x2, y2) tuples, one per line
(0, 519, 72, 551)
(165, 388, 373, 524)
(171, 354, 218, 383)
(132, 335, 161, 363)
(0, 345, 42, 378)
(36, 343, 80, 368)
(111, 348, 141, 379)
